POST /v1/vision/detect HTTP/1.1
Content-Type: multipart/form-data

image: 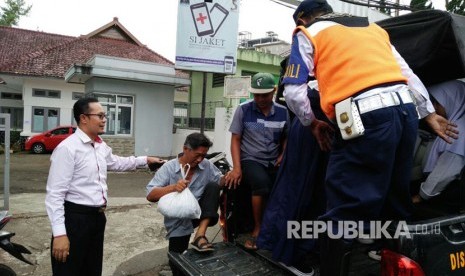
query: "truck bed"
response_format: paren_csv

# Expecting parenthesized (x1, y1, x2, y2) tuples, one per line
(169, 240, 381, 275)
(168, 242, 291, 275)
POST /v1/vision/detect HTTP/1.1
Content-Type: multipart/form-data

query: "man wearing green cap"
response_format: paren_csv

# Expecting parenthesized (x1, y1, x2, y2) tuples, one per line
(226, 72, 290, 250)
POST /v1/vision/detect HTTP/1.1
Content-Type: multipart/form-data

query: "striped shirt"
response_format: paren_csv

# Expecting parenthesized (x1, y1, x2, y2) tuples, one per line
(229, 100, 289, 167)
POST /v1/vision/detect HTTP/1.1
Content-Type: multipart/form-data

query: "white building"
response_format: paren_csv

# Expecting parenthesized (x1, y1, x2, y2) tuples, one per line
(0, 18, 190, 156)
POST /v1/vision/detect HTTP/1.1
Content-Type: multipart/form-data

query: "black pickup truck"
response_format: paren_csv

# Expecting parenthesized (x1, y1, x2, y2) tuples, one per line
(169, 10, 465, 276)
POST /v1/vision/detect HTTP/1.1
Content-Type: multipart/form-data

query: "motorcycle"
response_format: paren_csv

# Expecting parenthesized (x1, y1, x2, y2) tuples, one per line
(206, 152, 231, 175)
(0, 210, 32, 276)
(205, 152, 237, 242)
(148, 152, 230, 174)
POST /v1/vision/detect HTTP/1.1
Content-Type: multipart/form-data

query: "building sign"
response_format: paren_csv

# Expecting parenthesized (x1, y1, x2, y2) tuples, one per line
(175, 0, 239, 74)
(224, 76, 250, 98)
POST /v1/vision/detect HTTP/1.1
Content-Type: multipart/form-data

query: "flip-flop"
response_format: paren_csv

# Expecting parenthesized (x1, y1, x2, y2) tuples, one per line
(190, 235, 214, 252)
(244, 236, 257, 250)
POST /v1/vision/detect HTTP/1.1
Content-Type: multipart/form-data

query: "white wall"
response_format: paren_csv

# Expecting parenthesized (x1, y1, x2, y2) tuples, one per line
(171, 107, 234, 165)
(21, 78, 84, 136)
(171, 129, 215, 157)
(134, 83, 175, 157)
(16, 75, 178, 157)
(85, 78, 175, 157)
(212, 107, 234, 164)
(0, 98, 23, 109)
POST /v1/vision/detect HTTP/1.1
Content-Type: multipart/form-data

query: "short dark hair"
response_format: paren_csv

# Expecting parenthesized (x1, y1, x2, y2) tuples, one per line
(73, 97, 99, 124)
(184, 132, 213, 150)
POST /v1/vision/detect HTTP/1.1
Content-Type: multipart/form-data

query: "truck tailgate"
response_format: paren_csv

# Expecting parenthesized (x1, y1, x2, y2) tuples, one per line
(388, 214, 465, 275)
(168, 242, 291, 275)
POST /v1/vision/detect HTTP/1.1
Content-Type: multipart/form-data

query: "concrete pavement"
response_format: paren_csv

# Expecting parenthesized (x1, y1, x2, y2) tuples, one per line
(1, 192, 222, 276)
(0, 153, 222, 275)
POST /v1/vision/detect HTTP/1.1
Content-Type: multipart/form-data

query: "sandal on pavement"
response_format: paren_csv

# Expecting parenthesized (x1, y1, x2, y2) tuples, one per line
(244, 236, 258, 250)
(191, 236, 214, 252)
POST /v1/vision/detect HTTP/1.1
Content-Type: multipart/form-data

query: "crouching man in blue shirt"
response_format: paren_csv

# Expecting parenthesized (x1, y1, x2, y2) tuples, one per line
(146, 133, 229, 276)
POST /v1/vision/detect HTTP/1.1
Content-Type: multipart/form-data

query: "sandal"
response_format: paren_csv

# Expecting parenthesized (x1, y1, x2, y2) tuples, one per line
(191, 236, 214, 252)
(244, 236, 258, 250)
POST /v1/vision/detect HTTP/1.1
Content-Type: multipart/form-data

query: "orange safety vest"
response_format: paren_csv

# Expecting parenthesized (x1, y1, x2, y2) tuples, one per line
(295, 23, 407, 119)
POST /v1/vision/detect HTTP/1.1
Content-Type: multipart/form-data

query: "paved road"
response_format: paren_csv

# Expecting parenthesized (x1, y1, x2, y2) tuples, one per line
(4, 152, 154, 197)
(0, 152, 221, 276)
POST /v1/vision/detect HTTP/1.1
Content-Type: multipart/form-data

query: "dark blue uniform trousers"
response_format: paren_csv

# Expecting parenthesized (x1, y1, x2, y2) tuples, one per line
(322, 102, 418, 224)
(319, 102, 418, 276)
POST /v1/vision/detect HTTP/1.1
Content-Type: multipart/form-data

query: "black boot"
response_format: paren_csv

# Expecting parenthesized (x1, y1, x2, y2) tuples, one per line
(319, 234, 352, 276)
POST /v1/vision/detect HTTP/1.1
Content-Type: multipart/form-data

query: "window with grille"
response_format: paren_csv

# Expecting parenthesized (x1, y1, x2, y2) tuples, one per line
(32, 89, 61, 99)
(32, 107, 59, 132)
(212, 73, 226, 88)
(1, 92, 22, 100)
(87, 93, 134, 135)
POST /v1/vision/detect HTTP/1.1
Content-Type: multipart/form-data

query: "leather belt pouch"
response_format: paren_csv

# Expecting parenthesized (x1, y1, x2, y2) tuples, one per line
(335, 97, 365, 140)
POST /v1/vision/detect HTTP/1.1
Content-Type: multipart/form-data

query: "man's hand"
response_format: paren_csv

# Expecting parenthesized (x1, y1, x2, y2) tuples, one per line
(424, 112, 459, 144)
(275, 154, 284, 167)
(174, 179, 189, 192)
(52, 235, 70, 263)
(147, 156, 166, 171)
(147, 156, 166, 165)
(310, 119, 334, 152)
(224, 168, 242, 189)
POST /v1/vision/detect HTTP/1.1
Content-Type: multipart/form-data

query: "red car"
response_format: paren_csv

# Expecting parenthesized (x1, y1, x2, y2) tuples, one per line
(24, 126, 76, 154)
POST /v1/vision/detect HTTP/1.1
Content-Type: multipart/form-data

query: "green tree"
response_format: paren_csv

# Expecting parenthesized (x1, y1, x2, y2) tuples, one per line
(410, 0, 433, 11)
(0, 0, 31, 26)
(445, 0, 465, 15)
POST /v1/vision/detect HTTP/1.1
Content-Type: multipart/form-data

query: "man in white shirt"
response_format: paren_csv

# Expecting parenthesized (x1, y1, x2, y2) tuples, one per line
(45, 97, 163, 276)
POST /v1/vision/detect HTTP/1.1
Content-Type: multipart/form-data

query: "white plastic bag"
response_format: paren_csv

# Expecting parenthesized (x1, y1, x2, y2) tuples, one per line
(157, 163, 201, 219)
(157, 188, 201, 219)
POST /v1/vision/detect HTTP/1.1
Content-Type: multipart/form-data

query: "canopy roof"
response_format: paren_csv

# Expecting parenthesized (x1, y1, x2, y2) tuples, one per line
(377, 10, 465, 86)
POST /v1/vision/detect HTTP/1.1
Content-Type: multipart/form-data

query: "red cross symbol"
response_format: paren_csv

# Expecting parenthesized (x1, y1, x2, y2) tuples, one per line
(196, 13, 208, 24)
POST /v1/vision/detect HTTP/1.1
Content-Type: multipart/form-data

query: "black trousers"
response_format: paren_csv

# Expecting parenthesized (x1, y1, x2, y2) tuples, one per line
(51, 201, 107, 276)
(168, 235, 191, 276)
(168, 182, 220, 276)
(241, 160, 277, 196)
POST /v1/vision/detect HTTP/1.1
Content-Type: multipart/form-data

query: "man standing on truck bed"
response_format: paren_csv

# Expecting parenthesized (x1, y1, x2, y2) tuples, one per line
(227, 72, 290, 250)
(283, 0, 459, 275)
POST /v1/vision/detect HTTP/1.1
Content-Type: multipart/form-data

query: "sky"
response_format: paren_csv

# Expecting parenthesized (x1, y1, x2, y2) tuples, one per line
(8, 0, 296, 62)
(4, 0, 446, 63)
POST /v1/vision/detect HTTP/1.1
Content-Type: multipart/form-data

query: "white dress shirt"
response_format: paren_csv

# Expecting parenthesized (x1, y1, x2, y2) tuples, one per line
(284, 22, 435, 126)
(45, 127, 147, 237)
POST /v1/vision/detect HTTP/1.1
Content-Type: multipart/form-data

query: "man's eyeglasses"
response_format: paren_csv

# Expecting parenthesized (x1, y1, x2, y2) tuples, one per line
(84, 113, 107, 120)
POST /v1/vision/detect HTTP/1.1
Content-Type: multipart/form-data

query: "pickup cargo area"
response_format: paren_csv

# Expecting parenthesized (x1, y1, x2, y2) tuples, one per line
(170, 10, 465, 276)
(168, 242, 290, 275)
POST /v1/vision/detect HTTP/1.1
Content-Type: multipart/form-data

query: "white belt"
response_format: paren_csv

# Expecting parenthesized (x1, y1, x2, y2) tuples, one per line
(356, 88, 414, 114)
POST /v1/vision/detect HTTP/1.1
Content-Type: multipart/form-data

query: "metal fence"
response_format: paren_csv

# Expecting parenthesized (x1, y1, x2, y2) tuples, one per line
(174, 101, 224, 130)
(0, 114, 11, 210)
